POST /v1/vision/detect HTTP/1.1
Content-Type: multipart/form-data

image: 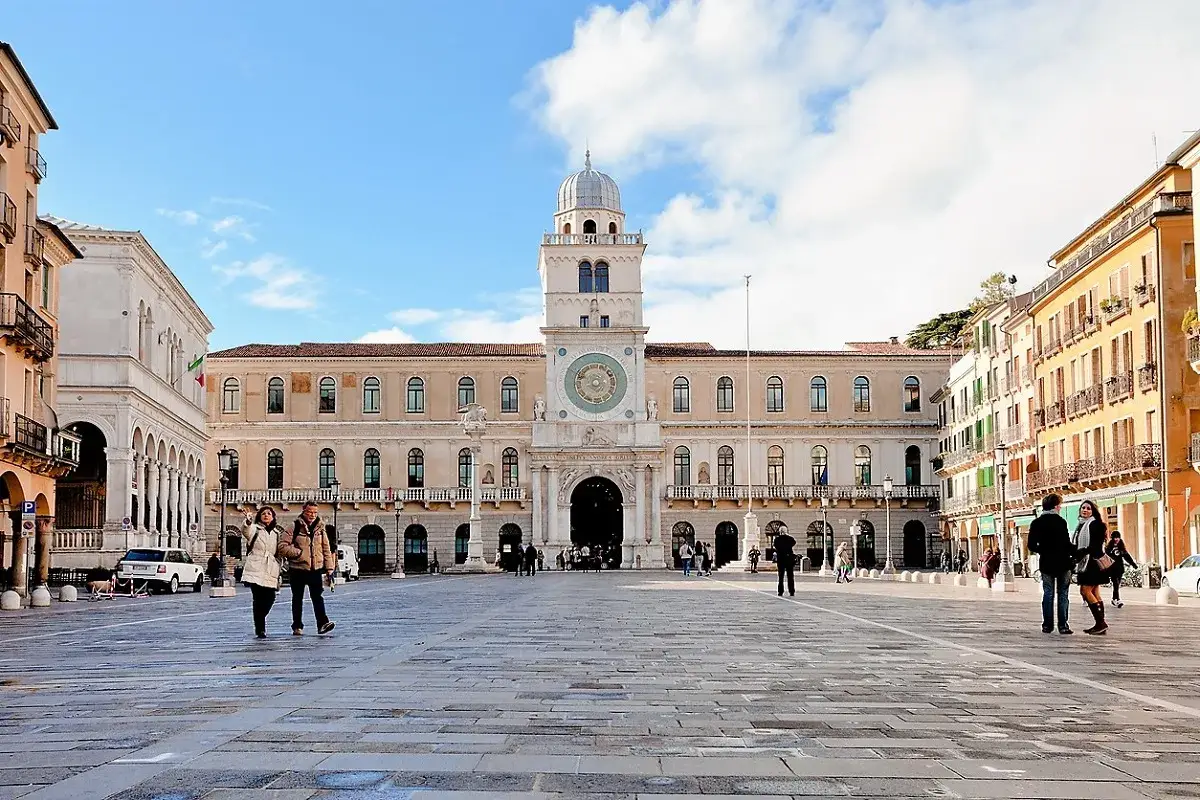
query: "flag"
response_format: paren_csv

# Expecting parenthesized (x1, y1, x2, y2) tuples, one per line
(188, 354, 205, 387)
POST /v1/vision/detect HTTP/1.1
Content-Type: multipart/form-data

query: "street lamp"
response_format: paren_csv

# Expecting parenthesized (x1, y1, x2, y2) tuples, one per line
(819, 495, 831, 577)
(212, 447, 234, 594)
(882, 475, 895, 578)
(391, 501, 405, 579)
(330, 477, 340, 553)
(993, 442, 1015, 592)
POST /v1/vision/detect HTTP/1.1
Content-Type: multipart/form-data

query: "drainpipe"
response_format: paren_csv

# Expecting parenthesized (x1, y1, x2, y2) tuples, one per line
(1150, 217, 1171, 570)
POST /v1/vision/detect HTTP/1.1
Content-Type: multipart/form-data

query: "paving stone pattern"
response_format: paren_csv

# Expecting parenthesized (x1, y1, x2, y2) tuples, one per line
(1, 571, 1199, 799)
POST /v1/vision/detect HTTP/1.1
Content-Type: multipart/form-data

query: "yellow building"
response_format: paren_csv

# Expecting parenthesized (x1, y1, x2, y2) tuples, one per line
(1027, 132, 1196, 569)
(0, 42, 82, 600)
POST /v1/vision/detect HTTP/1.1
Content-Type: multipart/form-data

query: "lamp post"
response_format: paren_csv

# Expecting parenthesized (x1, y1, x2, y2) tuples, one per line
(210, 447, 236, 597)
(818, 495, 831, 577)
(330, 477, 340, 553)
(993, 442, 1015, 592)
(851, 520, 860, 577)
(391, 502, 405, 579)
(882, 475, 895, 577)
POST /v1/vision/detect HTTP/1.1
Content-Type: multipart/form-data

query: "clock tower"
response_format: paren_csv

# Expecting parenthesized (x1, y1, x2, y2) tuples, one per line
(530, 153, 665, 568)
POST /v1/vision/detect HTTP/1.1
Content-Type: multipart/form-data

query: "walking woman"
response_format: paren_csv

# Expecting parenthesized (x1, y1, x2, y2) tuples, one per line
(241, 507, 300, 639)
(1105, 529, 1138, 608)
(1073, 499, 1113, 635)
(835, 541, 854, 583)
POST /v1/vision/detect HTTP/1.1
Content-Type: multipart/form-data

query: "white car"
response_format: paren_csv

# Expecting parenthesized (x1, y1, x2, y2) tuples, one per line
(1163, 554, 1200, 596)
(117, 547, 205, 594)
(336, 547, 360, 581)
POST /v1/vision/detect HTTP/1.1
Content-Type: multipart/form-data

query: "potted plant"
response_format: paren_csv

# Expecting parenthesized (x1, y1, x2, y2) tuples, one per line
(1183, 308, 1200, 336)
(1133, 281, 1148, 295)
(1100, 296, 1123, 313)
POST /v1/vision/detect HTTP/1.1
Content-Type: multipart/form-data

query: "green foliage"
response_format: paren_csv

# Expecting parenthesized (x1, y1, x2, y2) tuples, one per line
(904, 309, 973, 349)
(969, 271, 1014, 312)
(1182, 307, 1199, 336)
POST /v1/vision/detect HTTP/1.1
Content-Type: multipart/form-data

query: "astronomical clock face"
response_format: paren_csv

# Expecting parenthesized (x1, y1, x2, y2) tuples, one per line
(563, 352, 628, 414)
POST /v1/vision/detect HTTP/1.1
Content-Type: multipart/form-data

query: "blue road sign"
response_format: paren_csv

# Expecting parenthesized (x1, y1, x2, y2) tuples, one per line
(20, 501, 36, 516)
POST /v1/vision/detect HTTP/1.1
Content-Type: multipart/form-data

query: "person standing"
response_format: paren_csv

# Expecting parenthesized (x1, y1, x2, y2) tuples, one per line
(1105, 530, 1137, 608)
(955, 549, 968, 573)
(1028, 494, 1074, 634)
(241, 507, 300, 639)
(1073, 499, 1111, 635)
(537, 548, 545, 573)
(281, 501, 337, 636)
(748, 546, 760, 574)
(206, 552, 221, 585)
(773, 525, 797, 597)
(523, 542, 538, 576)
(679, 541, 694, 577)
(835, 541, 854, 583)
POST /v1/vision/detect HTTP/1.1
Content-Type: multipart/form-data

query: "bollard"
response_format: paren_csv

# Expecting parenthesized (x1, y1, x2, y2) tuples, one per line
(953, 574, 967, 587)
(0, 590, 20, 611)
(909, 571, 922, 583)
(30, 586, 51, 608)
(899, 571, 911, 582)
(927, 572, 942, 585)
(976, 577, 991, 589)
(869, 569, 881, 579)
(59, 585, 78, 602)
(858, 569, 869, 578)
(1156, 586, 1179, 605)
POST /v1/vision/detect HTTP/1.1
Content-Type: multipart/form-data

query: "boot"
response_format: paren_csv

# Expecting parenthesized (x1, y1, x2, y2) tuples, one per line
(1084, 602, 1108, 635)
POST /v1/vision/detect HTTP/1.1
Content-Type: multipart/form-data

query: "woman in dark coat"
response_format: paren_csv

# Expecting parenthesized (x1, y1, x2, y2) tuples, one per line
(1072, 500, 1110, 635)
(1105, 530, 1138, 608)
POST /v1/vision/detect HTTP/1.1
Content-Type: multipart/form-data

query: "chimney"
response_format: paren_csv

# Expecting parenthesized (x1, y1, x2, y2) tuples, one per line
(889, 336, 899, 345)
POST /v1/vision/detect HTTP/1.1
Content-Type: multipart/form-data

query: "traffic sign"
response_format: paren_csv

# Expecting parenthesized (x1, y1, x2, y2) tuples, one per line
(19, 501, 35, 516)
(21, 519, 34, 534)
(121, 517, 132, 532)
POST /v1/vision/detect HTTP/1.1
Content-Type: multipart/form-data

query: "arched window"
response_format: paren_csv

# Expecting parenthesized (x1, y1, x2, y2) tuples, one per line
(608, 221, 617, 235)
(593, 261, 610, 292)
(226, 448, 240, 489)
(457, 376, 475, 409)
(904, 376, 921, 412)
(810, 445, 828, 486)
(673, 376, 690, 413)
(318, 448, 336, 489)
(717, 446, 734, 486)
(855, 445, 872, 486)
(905, 445, 921, 486)
(363, 448, 381, 489)
(502, 447, 519, 487)
(319, 376, 336, 413)
(563, 222, 571, 235)
(362, 376, 381, 414)
(810, 376, 827, 412)
(267, 449, 283, 489)
(767, 376, 784, 412)
(221, 377, 240, 413)
(267, 377, 285, 414)
(853, 376, 871, 412)
(716, 376, 734, 412)
(407, 448, 424, 488)
(578, 261, 593, 293)
(501, 377, 519, 414)
(583, 219, 597, 234)
(458, 447, 472, 488)
(768, 445, 785, 486)
(673, 446, 691, 486)
(406, 377, 424, 413)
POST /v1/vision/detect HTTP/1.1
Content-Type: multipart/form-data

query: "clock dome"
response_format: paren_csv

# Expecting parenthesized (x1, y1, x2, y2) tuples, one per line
(557, 150, 621, 213)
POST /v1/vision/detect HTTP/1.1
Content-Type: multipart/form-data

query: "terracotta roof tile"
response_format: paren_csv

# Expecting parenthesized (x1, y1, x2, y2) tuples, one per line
(209, 342, 546, 359)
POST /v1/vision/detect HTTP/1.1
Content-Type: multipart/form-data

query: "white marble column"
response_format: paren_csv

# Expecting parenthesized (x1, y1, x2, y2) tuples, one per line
(157, 462, 170, 546)
(146, 459, 160, 538)
(635, 465, 647, 561)
(174, 469, 185, 547)
(131, 453, 143, 531)
(547, 466, 560, 546)
(166, 466, 179, 547)
(532, 466, 544, 544)
(650, 465, 664, 566)
(184, 474, 194, 548)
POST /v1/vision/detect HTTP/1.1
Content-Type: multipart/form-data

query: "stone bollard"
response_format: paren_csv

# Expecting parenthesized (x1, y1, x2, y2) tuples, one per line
(1156, 586, 1179, 605)
(909, 572, 922, 583)
(953, 574, 967, 587)
(59, 585, 78, 602)
(899, 571, 911, 582)
(927, 572, 942, 585)
(30, 586, 51, 608)
(0, 590, 20, 611)
(858, 569, 869, 578)
(869, 569, 881, 579)
(976, 577, 991, 589)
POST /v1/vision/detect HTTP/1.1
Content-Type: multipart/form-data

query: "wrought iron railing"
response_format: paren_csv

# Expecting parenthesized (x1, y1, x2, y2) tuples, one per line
(12, 413, 47, 453)
(26, 145, 46, 181)
(1138, 363, 1158, 391)
(1105, 371, 1133, 403)
(1026, 445, 1161, 492)
(1190, 336, 1200, 365)
(1191, 433, 1200, 464)
(24, 224, 45, 266)
(0, 103, 20, 144)
(0, 192, 15, 242)
(0, 293, 54, 360)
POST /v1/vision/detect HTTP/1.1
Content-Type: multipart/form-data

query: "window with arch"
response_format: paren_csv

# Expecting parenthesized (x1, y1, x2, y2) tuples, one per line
(318, 377, 336, 413)
(717, 445, 734, 486)
(811, 445, 828, 486)
(768, 445, 785, 486)
(226, 449, 240, 489)
(458, 448, 472, 488)
(853, 376, 871, 412)
(578, 261, 593, 293)
(854, 445, 872, 486)
(501, 377, 519, 413)
(502, 447, 519, 487)
(407, 448, 424, 488)
(406, 377, 424, 413)
(267, 377, 285, 414)
(810, 376, 827, 412)
(673, 446, 691, 485)
(593, 261, 609, 292)
(905, 445, 921, 486)
(318, 448, 336, 489)
(563, 221, 571, 235)
(904, 376, 921, 412)
(267, 449, 284, 489)
(767, 376, 784, 412)
(583, 219, 597, 234)
(363, 448, 381, 489)
(608, 221, 617, 235)
(363, 377, 381, 414)
(221, 378, 240, 413)
(673, 377, 690, 413)
(457, 377, 475, 409)
(716, 376, 734, 413)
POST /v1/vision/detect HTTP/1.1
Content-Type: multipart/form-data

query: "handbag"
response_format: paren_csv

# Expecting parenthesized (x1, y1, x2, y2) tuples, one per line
(1095, 553, 1115, 571)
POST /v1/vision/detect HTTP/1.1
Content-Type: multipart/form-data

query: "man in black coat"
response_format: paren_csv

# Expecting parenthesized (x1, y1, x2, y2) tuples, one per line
(773, 525, 797, 597)
(1027, 493, 1074, 634)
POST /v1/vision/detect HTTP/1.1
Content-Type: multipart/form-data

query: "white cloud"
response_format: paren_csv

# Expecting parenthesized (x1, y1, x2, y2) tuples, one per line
(215, 254, 317, 310)
(365, 289, 544, 343)
(210, 196, 272, 211)
(357, 327, 417, 343)
(156, 208, 200, 225)
(212, 215, 257, 242)
(531, 0, 1200, 348)
(200, 239, 228, 259)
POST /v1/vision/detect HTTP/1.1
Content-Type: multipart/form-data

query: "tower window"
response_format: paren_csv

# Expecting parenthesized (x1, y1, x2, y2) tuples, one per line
(600, 315, 610, 328)
(608, 221, 617, 235)
(580, 316, 589, 328)
(593, 262, 609, 292)
(583, 219, 597, 234)
(578, 261, 593, 293)
(563, 222, 571, 235)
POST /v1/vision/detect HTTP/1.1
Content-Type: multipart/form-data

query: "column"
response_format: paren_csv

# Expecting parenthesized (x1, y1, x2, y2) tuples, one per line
(547, 466, 560, 546)
(132, 453, 142, 532)
(145, 460, 159, 537)
(1117, 501, 1137, 566)
(651, 465, 664, 566)
(10, 514, 28, 597)
(196, 470, 205, 551)
(184, 474, 194, 548)
(174, 469, 185, 547)
(635, 465, 647, 567)
(532, 466, 544, 544)
(157, 462, 170, 545)
(1136, 500, 1152, 566)
(166, 466, 178, 547)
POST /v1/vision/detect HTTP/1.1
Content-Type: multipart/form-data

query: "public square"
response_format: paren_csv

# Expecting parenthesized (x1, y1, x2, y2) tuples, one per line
(2, 572, 1200, 800)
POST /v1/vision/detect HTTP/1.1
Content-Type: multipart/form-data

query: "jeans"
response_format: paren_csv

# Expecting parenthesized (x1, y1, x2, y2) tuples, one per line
(289, 569, 329, 630)
(777, 561, 795, 595)
(1041, 569, 1071, 630)
(682, 557, 692, 576)
(249, 584, 277, 635)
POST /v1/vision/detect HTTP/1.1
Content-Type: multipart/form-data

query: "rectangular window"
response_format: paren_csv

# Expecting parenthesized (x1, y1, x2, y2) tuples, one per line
(407, 379, 424, 413)
(579, 316, 589, 328)
(600, 315, 610, 328)
(362, 380, 380, 414)
(40, 266, 50, 309)
(501, 380, 519, 414)
(716, 379, 734, 413)
(1184, 242, 1196, 281)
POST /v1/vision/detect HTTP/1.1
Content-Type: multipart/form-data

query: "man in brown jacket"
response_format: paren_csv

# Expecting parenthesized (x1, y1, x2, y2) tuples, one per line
(281, 501, 337, 635)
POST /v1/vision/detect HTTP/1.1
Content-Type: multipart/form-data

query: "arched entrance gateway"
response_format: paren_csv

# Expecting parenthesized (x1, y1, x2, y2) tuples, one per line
(570, 476, 623, 568)
(903, 520, 927, 570)
(404, 524, 428, 573)
(714, 521, 738, 568)
(498, 523, 522, 571)
(357, 525, 385, 573)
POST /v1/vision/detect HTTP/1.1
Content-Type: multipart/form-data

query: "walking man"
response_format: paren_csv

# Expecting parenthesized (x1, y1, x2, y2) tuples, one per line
(1027, 493, 1073, 635)
(773, 525, 797, 597)
(679, 541, 694, 577)
(281, 501, 337, 636)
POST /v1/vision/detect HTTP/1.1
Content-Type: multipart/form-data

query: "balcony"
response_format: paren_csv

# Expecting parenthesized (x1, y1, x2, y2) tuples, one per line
(24, 224, 45, 266)
(1138, 363, 1158, 392)
(543, 232, 644, 246)
(1046, 337, 1063, 357)
(1046, 400, 1065, 427)
(1067, 384, 1103, 418)
(1105, 371, 1133, 403)
(1032, 407, 1046, 432)
(207, 485, 528, 507)
(1191, 433, 1200, 466)
(999, 421, 1029, 445)
(12, 413, 47, 454)
(54, 428, 82, 466)
(0, 103, 20, 144)
(1027, 445, 1162, 492)
(1191, 336, 1200, 373)
(1020, 364, 1032, 384)
(0, 293, 55, 362)
(665, 483, 940, 506)
(1101, 296, 1130, 323)
(0, 192, 14, 242)
(26, 145, 46, 182)
(1134, 283, 1157, 307)
(1156, 191, 1193, 215)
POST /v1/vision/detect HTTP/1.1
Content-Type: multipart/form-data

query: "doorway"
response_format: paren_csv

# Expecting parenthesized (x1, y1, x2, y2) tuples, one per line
(357, 525, 385, 573)
(714, 521, 738, 568)
(902, 520, 927, 569)
(671, 521, 695, 568)
(498, 522, 523, 571)
(404, 524, 428, 573)
(570, 476, 623, 568)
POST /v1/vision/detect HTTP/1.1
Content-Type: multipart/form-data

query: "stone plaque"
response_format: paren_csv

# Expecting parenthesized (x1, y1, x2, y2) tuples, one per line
(292, 373, 312, 393)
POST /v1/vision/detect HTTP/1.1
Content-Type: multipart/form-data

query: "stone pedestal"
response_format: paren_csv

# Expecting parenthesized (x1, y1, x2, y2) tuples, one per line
(30, 586, 51, 608)
(991, 575, 1017, 593)
(209, 584, 237, 598)
(448, 406, 498, 574)
(0, 590, 20, 611)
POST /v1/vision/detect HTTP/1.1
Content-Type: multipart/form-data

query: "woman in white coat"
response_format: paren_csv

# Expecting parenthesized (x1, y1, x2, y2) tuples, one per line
(242, 507, 301, 638)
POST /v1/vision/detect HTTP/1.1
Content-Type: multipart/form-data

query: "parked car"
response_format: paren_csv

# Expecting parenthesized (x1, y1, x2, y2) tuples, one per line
(117, 547, 204, 594)
(336, 547, 360, 581)
(1163, 554, 1200, 595)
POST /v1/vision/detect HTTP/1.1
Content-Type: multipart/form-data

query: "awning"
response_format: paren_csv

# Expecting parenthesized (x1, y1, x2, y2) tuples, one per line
(1136, 491, 1161, 503)
(1010, 515, 1036, 529)
(1114, 495, 1138, 505)
(1063, 501, 1081, 530)
(978, 514, 996, 537)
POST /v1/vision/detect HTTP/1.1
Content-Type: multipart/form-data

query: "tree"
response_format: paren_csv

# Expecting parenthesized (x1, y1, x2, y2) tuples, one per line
(904, 309, 973, 349)
(970, 271, 1016, 312)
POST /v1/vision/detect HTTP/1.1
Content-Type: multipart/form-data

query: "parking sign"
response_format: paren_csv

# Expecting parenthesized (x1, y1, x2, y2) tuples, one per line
(20, 501, 35, 516)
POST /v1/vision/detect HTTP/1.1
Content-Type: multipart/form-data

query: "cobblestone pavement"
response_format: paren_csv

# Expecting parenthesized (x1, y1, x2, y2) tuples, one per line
(2, 570, 1200, 800)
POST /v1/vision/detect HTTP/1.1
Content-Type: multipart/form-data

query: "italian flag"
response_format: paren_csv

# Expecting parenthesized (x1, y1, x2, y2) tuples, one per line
(188, 354, 205, 387)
